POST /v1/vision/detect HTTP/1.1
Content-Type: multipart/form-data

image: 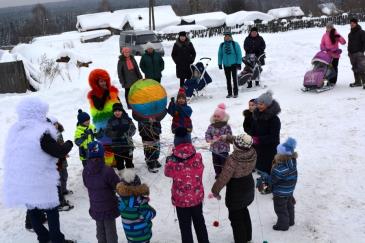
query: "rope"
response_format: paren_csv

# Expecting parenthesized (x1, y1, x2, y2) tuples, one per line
(254, 189, 265, 243)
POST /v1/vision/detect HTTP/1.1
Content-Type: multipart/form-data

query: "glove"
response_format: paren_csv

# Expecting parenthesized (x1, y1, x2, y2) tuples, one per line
(64, 140, 73, 149)
(85, 129, 94, 135)
(219, 135, 227, 141)
(236, 64, 241, 70)
(170, 97, 175, 103)
(252, 136, 259, 145)
(218, 64, 222, 70)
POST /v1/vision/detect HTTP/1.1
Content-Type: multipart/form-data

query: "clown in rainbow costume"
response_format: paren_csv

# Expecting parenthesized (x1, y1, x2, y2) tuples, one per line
(87, 69, 122, 166)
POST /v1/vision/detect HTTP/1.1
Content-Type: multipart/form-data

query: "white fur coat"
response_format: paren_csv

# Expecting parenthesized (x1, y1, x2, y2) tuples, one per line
(2, 97, 60, 209)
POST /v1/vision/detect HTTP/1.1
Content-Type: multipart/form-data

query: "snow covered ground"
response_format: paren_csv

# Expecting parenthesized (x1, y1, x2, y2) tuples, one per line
(1, 24, 365, 243)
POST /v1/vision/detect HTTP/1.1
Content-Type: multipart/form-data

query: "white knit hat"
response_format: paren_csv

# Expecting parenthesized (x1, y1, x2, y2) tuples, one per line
(144, 42, 154, 50)
(233, 134, 253, 150)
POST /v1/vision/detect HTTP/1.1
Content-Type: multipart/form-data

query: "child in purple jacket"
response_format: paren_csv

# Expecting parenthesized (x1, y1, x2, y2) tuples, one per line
(83, 141, 120, 243)
(205, 103, 232, 178)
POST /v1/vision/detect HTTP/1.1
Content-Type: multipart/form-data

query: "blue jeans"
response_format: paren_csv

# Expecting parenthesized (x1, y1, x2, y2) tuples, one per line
(29, 207, 65, 243)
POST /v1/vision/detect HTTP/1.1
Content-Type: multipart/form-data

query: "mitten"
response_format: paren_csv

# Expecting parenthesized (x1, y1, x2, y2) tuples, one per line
(252, 136, 259, 145)
(237, 64, 241, 70)
(218, 64, 222, 70)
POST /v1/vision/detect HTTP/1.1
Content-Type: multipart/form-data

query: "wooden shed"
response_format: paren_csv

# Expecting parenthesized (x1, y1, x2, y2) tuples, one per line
(0, 60, 34, 93)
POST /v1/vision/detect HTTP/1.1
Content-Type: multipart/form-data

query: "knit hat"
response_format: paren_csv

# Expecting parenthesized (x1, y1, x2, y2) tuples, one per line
(112, 103, 124, 112)
(177, 88, 186, 100)
(277, 137, 297, 155)
(350, 18, 358, 24)
(121, 169, 141, 186)
(213, 103, 228, 121)
(223, 30, 232, 36)
(179, 31, 187, 37)
(250, 27, 258, 32)
(233, 134, 253, 150)
(87, 141, 105, 159)
(77, 109, 90, 124)
(145, 42, 154, 50)
(326, 22, 334, 29)
(256, 90, 273, 106)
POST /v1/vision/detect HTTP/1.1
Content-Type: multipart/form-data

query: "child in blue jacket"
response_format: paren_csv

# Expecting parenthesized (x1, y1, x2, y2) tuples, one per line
(260, 137, 298, 231)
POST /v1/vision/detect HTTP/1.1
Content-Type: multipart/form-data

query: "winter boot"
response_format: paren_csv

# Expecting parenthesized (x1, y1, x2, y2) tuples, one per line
(247, 81, 252, 88)
(25, 212, 33, 231)
(147, 162, 158, 173)
(226, 94, 232, 98)
(255, 80, 260, 86)
(153, 160, 162, 169)
(349, 73, 362, 87)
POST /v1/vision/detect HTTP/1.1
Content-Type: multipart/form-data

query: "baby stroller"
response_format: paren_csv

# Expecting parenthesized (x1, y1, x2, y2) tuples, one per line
(302, 51, 336, 93)
(238, 53, 265, 88)
(184, 57, 212, 101)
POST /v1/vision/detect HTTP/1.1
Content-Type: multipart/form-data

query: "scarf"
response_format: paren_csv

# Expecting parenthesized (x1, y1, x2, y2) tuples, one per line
(125, 56, 134, 71)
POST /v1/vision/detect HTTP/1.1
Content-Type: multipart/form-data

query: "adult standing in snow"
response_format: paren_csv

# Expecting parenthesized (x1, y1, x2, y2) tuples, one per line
(140, 42, 165, 82)
(250, 91, 281, 177)
(2, 97, 75, 243)
(320, 22, 346, 86)
(117, 47, 142, 109)
(87, 69, 122, 166)
(172, 31, 196, 88)
(348, 18, 365, 88)
(243, 27, 266, 87)
(218, 31, 242, 98)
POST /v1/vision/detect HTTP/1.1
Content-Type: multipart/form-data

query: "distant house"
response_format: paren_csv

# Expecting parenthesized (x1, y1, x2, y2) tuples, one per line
(181, 12, 227, 28)
(226, 11, 275, 27)
(267, 7, 305, 19)
(318, 3, 341, 15)
(76, 5, 181, 33)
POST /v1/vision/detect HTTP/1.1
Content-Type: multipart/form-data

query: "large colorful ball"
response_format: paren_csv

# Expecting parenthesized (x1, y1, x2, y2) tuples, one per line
(128, 79, 167, 121)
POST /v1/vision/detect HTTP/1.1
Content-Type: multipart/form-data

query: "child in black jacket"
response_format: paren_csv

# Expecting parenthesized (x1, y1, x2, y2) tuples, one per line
(106, 103, 136, 172)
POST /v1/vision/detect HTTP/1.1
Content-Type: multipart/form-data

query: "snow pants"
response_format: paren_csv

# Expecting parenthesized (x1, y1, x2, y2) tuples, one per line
(96, 219, 118, 243)
(228, 207, 252, 243)
(273, 196, 296, 230)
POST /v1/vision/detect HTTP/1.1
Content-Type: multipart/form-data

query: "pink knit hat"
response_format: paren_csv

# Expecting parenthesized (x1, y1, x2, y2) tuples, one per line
(213, 103, 228, 121)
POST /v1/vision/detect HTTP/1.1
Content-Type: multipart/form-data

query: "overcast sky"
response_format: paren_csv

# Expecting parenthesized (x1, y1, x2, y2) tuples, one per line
(0, 0, 68, 8)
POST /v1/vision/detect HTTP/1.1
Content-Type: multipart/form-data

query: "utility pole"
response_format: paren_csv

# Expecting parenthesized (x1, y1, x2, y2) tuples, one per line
(149, 0, 155, 31)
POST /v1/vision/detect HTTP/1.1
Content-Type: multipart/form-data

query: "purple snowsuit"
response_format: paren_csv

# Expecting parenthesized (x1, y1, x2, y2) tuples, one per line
(83, 158, 120, 221)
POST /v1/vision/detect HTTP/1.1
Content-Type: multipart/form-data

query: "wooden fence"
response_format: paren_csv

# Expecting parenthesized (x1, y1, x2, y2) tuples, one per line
(0, 60, 30, 93)
(158, 9, 365, 40)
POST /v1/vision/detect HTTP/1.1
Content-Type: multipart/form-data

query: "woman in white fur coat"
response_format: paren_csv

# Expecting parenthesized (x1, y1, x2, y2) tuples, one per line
(2, 97, 74, 243)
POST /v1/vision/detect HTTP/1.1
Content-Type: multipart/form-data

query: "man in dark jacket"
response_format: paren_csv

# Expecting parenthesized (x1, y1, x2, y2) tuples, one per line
(140, 42, 165, 82)
(172, 31, 196, 87)
(244, 27, 266, 87)
(348, 18, 365, 88)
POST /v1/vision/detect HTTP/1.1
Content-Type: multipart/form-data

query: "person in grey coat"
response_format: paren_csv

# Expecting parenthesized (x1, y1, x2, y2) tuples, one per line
(117, 47, 143, 109)
(348, 18, 365, 88)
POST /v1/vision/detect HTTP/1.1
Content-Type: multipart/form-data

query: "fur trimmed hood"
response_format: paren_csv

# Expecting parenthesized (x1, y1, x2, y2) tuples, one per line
(17, 97, 49, 121)
(116, 182, 150, 197)
(87, 69, 119, 98)
(210, 114, 229, 125)
(253, 100, 281, 121)
(273, 152, 298, 164)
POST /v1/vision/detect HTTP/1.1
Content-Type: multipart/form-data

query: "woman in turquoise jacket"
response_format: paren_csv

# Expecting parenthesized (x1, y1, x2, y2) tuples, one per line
(218, 31, 242, 98)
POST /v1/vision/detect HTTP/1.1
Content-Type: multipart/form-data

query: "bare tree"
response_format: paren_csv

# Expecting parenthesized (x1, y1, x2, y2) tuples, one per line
(98, 0, 111, 12)
(188, 0, 201, 13)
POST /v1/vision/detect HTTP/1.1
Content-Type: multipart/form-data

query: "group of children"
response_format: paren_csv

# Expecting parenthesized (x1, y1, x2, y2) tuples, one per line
(67, 85, 298, 243)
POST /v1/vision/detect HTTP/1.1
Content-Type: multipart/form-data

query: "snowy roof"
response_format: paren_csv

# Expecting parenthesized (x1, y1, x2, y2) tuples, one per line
(32, 30, 111, 43)
(267, 7, 304, 19)
(226, 11, 274, 27)
(159, 24, 207, 34)
(318, 3, 340, 15)
(181, 12, 227, 28)
(76, 5, 180, 32)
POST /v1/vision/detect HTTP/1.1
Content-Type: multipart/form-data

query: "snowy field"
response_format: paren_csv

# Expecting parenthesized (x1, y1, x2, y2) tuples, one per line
(1, 24, 365, 243)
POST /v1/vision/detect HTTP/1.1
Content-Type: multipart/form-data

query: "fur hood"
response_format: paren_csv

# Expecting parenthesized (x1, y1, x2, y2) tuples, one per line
(210, 114, 229, 125)
(87, 69, 119, 98)
(116, 182, 149, 197)
(17, 97, 49, 122)
(253, 100, 281, 121)
(231, 147, 257, 164)
(273, 152, 298, 164)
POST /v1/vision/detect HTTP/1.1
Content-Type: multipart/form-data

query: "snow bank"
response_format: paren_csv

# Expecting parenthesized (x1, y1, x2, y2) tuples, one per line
(76, 5, 180, 31)
(159, 24, 207, 34)
(182, 12, 226, 28)
(268, 6, 305, 19)
(226, 11, 274, 27)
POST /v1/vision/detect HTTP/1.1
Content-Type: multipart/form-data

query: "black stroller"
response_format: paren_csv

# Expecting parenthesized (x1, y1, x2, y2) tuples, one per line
(238, 53, 265, 88)
(184, 57, 212, 102)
